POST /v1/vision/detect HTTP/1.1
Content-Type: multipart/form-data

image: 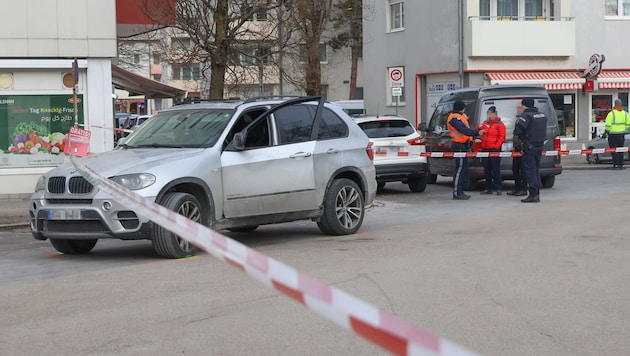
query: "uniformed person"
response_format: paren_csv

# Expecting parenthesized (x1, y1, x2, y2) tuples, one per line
(513, 98, 547, 203)
(604, 99, 630, 170)
(447, 100, 482, 200)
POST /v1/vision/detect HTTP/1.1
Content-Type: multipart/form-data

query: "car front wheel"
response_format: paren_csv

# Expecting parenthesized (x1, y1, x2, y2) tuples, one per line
(318, 178, 364, 235)
(50, 239, 97, 254)
(408, 175, 428, 192)
(152, 192, 206, 258)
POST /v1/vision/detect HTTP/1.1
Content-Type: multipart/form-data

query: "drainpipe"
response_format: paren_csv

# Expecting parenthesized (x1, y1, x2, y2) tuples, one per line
(458, 0, 464, 88)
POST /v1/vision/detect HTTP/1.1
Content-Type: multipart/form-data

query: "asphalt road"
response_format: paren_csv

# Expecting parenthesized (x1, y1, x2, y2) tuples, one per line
(1, 170, 630, 355)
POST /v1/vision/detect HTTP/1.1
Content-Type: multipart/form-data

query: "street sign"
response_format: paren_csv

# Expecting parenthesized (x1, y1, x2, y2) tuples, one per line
(389, 67, 404, 87)
(583, 54, 605, 78)
(392, 87, 403, 97)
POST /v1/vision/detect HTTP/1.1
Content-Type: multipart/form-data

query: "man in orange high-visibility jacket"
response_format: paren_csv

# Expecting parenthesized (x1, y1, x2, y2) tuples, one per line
(447, 100, 482, 200)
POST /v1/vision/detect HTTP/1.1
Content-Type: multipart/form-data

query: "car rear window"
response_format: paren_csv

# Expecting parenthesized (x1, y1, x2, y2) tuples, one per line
(358, 120, 415, 138)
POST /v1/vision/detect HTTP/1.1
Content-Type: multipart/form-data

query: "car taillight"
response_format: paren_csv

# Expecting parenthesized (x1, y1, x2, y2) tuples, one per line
(407, 136, 426, 145)
(554, 135, 561, 150)
(366, 141, 374, 161)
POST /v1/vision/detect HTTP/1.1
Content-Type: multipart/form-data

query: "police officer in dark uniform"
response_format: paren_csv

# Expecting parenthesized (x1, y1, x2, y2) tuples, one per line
(507, 135, 527, 196)
(513, 97, 547, 203)
(447, 100, 482, 200)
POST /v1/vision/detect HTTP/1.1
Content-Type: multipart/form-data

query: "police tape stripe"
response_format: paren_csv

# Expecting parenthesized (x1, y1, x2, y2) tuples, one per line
(420, 146, 630, 158)
(68, 155, 477, 356)
(78, 124, 133, 134)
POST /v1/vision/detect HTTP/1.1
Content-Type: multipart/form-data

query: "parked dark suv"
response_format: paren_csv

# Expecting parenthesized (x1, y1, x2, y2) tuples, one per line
(421, 85, 562, 190)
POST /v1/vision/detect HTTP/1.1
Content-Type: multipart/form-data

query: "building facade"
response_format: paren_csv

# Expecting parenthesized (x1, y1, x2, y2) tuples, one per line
(363, 0, 630, 149)
(0, 0, 117, 196)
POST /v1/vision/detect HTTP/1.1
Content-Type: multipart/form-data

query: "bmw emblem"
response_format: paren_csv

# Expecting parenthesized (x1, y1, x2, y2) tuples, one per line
(70, 169, 77, 174)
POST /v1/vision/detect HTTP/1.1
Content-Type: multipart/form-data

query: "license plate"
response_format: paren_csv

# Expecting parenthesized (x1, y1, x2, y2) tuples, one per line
(48, 209, 83, 220)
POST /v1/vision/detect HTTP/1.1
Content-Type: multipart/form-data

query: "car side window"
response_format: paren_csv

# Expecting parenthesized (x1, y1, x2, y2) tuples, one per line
(317, 108, 349, 140)
(224, 108, 267, 148)
(274, 105, 315, 144)
(243, 116, 271, 148)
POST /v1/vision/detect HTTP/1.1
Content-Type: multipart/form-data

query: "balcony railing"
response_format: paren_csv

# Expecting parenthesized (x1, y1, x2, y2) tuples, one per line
(468, 16, 576, 57)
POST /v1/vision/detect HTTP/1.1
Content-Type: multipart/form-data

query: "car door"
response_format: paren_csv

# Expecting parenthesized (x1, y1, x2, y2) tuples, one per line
(426, 103, 456, 175)
(221, 103, 317, 218)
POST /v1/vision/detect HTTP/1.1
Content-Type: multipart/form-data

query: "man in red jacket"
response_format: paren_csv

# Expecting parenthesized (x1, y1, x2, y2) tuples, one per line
(477, 106, 506, 195)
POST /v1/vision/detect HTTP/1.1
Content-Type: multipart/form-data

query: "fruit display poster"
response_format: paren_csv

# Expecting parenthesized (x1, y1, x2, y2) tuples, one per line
(0, 94, 84, 168)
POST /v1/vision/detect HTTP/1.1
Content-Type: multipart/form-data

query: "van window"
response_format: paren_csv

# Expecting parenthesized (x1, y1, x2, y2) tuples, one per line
(428, 104, 451, 134)
(480, 98, 557, 141)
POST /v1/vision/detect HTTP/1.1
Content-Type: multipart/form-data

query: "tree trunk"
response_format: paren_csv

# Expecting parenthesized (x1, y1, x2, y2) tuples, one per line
(349, 44, 359, 99)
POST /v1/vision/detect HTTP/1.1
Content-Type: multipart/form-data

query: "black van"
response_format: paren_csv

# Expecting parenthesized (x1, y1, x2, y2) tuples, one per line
(421, 85, 562, 190)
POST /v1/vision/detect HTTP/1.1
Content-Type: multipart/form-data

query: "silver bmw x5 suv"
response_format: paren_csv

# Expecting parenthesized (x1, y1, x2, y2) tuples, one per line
(30, 96, 377, 258)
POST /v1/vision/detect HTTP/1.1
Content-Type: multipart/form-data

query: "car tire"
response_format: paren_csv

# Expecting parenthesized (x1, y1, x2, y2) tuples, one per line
(586, 148, 600, 164)
(541, 175, 555, 189)
(50, 239, 97, 254)
(408, 175, 427, 193)
(318, 178, 364, 235)
(427, 173, 438, 184)
(152, 192, 206, 258)
(228, 225, 259, 233)
(463, 177, 478, 191)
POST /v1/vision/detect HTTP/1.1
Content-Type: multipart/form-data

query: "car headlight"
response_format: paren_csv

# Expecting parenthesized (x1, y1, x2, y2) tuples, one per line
(110, 173, 156, 190)
(34, 175, 46, 192)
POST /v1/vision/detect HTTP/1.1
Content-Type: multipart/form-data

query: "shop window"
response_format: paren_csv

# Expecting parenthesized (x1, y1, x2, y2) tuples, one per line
(592, 95, 612, 123)
(550, 94, 575, 138)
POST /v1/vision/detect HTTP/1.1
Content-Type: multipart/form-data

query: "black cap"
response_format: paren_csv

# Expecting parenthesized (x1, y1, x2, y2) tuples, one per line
(521, 97, 535, 108)
(487, 106, 497, 113)
(453, 100, 466, 111)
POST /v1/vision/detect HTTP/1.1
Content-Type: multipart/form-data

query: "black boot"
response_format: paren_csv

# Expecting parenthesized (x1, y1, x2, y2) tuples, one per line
(508, 189, 527, 196)
(521, 195, 540, 203)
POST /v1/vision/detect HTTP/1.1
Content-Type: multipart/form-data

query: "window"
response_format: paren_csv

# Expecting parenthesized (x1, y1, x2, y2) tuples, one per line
(550, 94, 576, 138)
(605, 0, 630, 16)
(243, 6, 268, 21)
(318, 108, 349, 140)
(152, 52, 161, 64)
(235, 46, 271, 66)
(388, 0, 404, 31)
(172, 64, 201, 80)
(480, 0, 490, 17)
(524, 0, 543, 17)
(480, 0, 548, 20)
(274, 105, 314, 145)
(299, 44, 327, 63)
(133, 54, 140, 64)
(498, 0, 518, 18)
(171, 37, 192, 50)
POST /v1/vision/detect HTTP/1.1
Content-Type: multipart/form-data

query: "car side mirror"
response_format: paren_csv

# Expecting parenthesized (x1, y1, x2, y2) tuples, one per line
(230, 131, 246, 151)
(418, 123, 427, 132)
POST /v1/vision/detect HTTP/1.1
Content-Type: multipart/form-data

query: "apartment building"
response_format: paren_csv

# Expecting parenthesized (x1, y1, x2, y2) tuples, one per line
(363, 0, 630, 149)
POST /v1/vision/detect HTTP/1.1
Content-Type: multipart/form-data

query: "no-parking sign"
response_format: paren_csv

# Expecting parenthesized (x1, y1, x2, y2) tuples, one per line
(388, 67, 404, 87)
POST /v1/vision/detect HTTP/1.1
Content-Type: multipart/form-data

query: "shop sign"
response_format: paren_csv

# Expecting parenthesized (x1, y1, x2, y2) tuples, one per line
(0, 94, 84, 168)
(583, 54, 605, 79)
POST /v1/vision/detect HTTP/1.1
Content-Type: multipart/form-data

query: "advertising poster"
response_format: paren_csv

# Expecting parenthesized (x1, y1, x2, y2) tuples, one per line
(0, 94, 84, 168)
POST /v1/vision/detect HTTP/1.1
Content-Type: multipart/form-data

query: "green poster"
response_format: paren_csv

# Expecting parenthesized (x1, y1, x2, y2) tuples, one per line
(0, 94, 84, 168)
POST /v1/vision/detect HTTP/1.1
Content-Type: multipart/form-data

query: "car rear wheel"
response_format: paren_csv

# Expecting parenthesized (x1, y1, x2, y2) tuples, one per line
(541, 175, 555, 188)
(408, 175, 427, 192)
(50, 239, 97, 254)
(586, 151, 600, 164)
(318, 178, 364, 235)
(152, 192, 206, 258)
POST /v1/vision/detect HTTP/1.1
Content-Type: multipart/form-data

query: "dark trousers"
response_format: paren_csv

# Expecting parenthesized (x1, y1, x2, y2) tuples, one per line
(512, 156, 527, 191)
(452, 142, 469, 196)
(608, 133, 625, 167)
(482, 149, 502, 191)
(522, 146, 543, 196)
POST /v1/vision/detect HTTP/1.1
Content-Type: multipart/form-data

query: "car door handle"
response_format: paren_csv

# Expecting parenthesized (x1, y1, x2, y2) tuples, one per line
(326, 148, 340, 154)
(290, 152, 312, 158)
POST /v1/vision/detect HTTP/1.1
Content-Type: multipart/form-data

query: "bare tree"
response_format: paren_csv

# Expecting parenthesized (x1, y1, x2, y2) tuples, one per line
(329, 0, 363, 99)
(137, 0, 282, 99)
(284, 0, 334, 96)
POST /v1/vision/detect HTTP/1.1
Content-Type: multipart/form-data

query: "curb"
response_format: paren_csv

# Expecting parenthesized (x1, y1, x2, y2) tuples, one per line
(0, 223, 30, 231)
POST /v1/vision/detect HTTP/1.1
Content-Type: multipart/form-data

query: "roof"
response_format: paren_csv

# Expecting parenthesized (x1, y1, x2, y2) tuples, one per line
(112, 65, 187, 99)
(485, 72, 585, 90)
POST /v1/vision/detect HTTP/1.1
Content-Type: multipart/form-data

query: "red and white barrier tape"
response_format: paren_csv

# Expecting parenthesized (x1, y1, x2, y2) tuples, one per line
(68, 155, 477, 356)
(420, 146, 630, 158)
(79, 124, 133, 134)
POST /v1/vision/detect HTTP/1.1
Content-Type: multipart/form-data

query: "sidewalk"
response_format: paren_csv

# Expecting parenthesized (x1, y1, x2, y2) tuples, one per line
(0, 154, 610, 231)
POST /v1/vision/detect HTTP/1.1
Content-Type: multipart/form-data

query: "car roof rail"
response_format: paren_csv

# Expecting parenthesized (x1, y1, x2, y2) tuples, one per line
(173, 97, 242, 105)
(242, 95, 309, 104)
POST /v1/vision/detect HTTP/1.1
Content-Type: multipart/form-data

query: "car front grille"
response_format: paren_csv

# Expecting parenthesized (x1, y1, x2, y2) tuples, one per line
(47, 176, 94, 194)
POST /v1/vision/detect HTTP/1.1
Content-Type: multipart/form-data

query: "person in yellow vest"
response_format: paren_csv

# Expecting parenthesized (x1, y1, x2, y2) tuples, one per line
(447, 100, 483, 200)
(605, 99, 630, 170)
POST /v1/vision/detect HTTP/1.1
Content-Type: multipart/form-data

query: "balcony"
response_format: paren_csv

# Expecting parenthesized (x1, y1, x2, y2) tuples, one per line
(469, 16, 575, 57)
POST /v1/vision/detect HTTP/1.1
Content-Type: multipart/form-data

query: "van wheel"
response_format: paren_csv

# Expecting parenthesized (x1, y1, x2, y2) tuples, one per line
(541, 175, 555, 188)
(427, 174, 438, 184)
(50, 239, 97, 254)
(152, 192, 206, 258)
(318, 178, 364, 235)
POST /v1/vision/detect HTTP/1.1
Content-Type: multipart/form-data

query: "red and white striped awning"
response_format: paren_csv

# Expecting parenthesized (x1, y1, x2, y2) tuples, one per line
(597, 71, 630, 88)
(485, 72, 585, 90)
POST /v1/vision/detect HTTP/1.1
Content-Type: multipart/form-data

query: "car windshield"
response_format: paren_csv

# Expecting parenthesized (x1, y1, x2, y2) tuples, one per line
(479, 98, 557, 141)
(358, 120, 415, 138)
(122, 109, 234, 148)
